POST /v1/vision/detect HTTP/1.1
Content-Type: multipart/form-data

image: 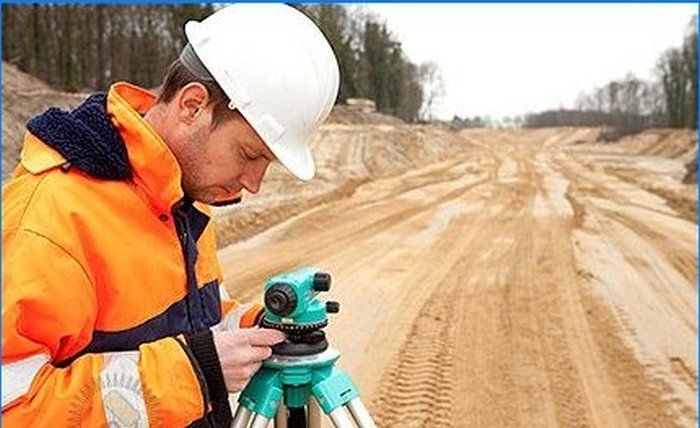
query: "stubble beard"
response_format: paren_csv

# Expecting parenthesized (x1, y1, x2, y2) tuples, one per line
(176, 126, 217, 204)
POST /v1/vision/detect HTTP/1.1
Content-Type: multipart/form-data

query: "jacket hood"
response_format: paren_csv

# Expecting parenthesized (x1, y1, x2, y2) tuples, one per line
(26, 93, 132, 180)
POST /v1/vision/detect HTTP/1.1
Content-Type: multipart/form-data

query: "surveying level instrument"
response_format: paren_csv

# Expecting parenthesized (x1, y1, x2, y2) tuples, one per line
(231, 267, 377, 428)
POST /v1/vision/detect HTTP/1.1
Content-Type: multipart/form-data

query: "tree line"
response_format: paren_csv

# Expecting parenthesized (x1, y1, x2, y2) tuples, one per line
(297, 4, 442, 122)
(2, 5, 214, 91)
(524, 16, 697, 134)
(2, 4, 440, 123)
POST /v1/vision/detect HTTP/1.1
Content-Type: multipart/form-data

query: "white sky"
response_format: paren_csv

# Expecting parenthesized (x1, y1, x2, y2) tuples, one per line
(360, 3, 697, 121)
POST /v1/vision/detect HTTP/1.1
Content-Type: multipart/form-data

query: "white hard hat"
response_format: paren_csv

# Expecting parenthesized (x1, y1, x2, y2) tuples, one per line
(184, 4, 340, 181)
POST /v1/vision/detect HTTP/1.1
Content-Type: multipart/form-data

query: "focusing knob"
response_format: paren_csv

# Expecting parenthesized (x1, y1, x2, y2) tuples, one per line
(313, 272, 332, 291)
(265, 283, 297, 316)
(326, 301, 340, 314)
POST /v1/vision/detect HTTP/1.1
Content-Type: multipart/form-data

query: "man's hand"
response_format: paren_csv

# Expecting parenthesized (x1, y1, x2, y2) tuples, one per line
(213, 328, 285, 392)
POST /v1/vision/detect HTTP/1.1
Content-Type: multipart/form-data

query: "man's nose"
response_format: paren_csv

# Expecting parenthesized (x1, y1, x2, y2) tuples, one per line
(240, 160, 270, 194)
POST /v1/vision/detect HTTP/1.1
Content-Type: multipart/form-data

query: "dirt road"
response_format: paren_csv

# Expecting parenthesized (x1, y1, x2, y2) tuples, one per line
(219, 128, 697, 427)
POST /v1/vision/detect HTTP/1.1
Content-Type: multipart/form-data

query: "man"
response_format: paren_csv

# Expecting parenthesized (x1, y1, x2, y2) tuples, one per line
(2, 4, 339, 427)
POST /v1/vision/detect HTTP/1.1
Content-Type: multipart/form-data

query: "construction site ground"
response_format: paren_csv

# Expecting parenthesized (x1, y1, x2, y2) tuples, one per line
(219, 127, 697, 428)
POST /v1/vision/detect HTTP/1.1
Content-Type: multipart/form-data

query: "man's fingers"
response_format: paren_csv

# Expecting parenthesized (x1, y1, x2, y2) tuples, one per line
(246, 346, 273, 363)
(242, 328, 286, 346)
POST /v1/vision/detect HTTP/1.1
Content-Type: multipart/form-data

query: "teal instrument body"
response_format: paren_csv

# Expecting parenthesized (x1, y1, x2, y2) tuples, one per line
(262, 267, 329, 326)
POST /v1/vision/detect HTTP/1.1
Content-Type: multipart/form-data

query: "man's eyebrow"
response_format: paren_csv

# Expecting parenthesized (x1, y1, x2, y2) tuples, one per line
(250, 147, 275, 162)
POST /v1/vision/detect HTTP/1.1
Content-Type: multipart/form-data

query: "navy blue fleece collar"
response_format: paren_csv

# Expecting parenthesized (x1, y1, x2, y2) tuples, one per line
(27, 93, 132, 180)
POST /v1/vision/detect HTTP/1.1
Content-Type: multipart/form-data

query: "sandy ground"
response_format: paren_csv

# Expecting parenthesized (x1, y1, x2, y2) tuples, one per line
(219, 128, 697, 427)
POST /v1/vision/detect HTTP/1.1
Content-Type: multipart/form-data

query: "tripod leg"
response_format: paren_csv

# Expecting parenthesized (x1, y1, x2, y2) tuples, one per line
(308, 398, 322, 428)
(231, 406, 254, 428)
(346, 398, 377, 428)
(250, 413, 271, 428)
(287, 407, 306, 428)
(274, 403, 288, 428)
(328, 407, 355, 428)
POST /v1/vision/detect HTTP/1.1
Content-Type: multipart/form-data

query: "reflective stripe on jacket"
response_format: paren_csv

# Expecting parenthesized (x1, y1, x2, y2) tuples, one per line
(2, 82, 245, 427)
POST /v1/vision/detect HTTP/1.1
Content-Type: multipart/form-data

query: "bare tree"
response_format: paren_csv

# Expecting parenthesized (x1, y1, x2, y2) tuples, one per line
(418, 61, 445, 121)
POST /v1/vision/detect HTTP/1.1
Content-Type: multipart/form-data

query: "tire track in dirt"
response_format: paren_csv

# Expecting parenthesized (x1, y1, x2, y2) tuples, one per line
(557, 155, 683, 222)
(557, 154, 696, 288)
(577, 288, 689, 428)
(371, 275, 458, 427)
(519, 152, 596, 427)
(599, 208, 697, 288)
(473, 146, 596, 427)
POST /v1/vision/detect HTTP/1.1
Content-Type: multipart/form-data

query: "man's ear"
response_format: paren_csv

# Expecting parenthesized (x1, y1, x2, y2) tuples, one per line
(176, 82, 210, 124)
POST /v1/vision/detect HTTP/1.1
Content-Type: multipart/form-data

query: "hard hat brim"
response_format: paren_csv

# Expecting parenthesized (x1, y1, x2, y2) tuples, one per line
(276, 147, 315, 181)
(234, 103, 315, 181)
(261, 131, 316, 181)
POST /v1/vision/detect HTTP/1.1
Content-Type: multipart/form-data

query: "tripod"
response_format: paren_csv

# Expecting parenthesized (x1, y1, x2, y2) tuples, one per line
(230, 347, 376, 428)
(231, 267, 377, 427)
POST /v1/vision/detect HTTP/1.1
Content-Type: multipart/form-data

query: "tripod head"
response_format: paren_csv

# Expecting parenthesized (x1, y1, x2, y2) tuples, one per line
(259, 267, 340, 356)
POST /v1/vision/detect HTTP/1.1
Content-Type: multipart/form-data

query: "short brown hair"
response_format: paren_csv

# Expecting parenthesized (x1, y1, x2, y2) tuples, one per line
(155, 59, 236, 128)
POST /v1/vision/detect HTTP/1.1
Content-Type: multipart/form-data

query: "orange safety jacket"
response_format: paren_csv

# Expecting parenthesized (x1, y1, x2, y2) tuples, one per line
(2, 82, 260, 427)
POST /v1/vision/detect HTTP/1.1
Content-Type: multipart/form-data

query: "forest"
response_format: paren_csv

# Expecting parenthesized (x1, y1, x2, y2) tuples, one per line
(2, 4, 439, 123)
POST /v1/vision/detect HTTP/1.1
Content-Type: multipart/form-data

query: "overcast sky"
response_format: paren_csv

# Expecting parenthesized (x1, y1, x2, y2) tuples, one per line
(359, 4, 697, 121)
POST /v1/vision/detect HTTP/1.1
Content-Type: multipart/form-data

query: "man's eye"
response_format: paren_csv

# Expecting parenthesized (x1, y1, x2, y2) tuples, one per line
(239, 149, 256, 161)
